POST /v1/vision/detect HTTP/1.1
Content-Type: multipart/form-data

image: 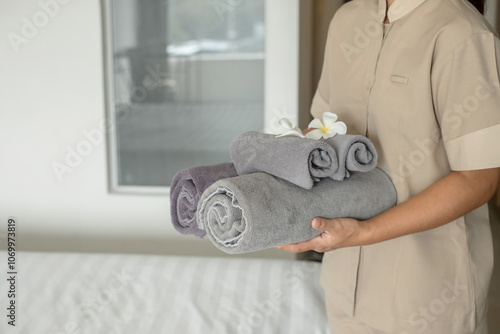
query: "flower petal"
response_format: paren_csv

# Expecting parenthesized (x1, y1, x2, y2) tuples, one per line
(322, 112, 338, 127)
(321, 131, 337, 140)
(331, 121, 347, 135)
(275, 130, 305, 138)
(278, 118, 294, 130)
(308, 118, 324, 129)
(305, 129, 323, 140)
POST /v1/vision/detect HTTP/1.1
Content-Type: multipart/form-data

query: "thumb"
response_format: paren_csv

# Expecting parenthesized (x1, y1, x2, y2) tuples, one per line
(312, 218, 327, 231)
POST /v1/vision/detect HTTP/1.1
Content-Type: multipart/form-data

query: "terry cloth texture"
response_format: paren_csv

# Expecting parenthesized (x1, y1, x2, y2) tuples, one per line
(230, 131, 377, 189)
(230, 131, 339, 189)
(197, 168, 397, 254)
(170, 163, 238, 238)
(323, 134, 377, 181)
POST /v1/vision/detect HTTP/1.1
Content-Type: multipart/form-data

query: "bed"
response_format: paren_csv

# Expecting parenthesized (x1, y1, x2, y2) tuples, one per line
(4, 251, 330, 334)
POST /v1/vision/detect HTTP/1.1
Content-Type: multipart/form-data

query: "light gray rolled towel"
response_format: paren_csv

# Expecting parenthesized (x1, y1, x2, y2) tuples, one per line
(322, 135, 378, 181)
(230, 131, 339, 189)
(170, 163, 238, 238)
(197, 168, 397, 254)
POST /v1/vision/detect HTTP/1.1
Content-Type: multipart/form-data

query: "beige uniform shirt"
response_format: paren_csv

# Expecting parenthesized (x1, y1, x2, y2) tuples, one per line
(311, 0, 500, 332)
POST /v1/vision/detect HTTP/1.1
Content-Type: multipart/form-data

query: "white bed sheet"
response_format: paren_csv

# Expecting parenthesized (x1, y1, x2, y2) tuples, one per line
(2, 252, 330, 334)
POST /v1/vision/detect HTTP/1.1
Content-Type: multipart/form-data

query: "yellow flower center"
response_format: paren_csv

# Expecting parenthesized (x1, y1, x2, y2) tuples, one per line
(320, 125, 329, 134)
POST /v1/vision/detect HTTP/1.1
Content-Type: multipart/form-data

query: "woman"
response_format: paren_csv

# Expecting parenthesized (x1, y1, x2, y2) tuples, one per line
(278, 0, 500, 333)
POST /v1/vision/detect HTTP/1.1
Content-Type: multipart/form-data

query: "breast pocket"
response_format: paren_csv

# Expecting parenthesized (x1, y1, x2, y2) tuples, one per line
(390, 75, 409, 85)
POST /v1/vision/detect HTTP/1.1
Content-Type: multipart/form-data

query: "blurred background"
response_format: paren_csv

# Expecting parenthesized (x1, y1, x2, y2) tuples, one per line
(0, 0, 348, 257)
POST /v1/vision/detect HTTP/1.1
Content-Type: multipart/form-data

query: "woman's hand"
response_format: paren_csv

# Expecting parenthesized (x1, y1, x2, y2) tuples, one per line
(277, 217, 364, 253)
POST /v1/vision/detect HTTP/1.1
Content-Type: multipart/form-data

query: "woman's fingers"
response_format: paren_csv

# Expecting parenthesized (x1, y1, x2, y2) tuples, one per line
(277, 218, 362, 253)
(277, 237, 320, 253)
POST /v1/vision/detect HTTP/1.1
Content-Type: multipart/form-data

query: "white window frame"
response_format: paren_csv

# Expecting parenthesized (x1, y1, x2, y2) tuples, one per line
(102, 0, 313, 195)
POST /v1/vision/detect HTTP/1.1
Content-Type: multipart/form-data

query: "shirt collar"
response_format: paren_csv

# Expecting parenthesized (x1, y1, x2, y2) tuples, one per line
(377, 0, 428, 23)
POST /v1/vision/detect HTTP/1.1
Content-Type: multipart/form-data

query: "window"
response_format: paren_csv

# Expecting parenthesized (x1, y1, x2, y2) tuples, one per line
(103, 0, 309, 194)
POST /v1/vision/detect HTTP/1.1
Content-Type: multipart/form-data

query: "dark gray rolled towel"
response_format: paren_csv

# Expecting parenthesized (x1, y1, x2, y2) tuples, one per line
(230, 131, 339, 189)
(197, 168, 397, 254)
(322, 135, 378, 181)
(170, 163, 238, 238)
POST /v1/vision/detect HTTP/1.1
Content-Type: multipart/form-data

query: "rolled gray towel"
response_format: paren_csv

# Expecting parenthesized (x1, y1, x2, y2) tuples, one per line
(322, 135, 378, 181)
(230, 131, 339, 189)
(170, 163, 238, 238)
(197, 168, 397, 254)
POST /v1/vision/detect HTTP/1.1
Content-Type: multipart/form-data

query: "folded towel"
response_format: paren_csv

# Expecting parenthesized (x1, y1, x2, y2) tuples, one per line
(323, 135, 377, 181)
(170, 163, 238, 238)
(230, 131, 339, 189)
(197, 168, 397, 254)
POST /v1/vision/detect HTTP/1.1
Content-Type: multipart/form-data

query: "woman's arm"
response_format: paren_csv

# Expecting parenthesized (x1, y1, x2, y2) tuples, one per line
(277, 168, 500, 253)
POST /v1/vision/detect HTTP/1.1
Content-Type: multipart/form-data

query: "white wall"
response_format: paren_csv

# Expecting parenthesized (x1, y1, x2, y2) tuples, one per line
(0, 0, 295, 259)
(0, 0, 172, 243)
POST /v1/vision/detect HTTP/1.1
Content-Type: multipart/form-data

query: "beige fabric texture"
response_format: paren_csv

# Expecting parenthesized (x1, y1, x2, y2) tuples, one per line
(311, 0, 500, 332)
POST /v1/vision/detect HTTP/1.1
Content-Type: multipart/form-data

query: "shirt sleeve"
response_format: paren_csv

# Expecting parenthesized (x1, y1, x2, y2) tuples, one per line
(310, 29, 332, 120)
(432, 32, 500, 171)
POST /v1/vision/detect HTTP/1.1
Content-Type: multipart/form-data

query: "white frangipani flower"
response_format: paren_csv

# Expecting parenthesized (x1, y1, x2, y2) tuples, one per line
(305, 112, 347, 140)
(275, 118, 305, 138)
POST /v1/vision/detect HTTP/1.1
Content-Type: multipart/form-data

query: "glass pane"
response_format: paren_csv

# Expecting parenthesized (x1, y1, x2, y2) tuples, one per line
(109, 0, 265, 187)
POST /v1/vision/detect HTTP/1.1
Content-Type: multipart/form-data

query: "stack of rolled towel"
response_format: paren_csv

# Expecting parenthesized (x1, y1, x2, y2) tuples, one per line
(170, 131, 397, 254)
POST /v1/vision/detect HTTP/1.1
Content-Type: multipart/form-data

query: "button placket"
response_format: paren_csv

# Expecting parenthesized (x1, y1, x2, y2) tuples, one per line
(364, 23, 392, 137)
